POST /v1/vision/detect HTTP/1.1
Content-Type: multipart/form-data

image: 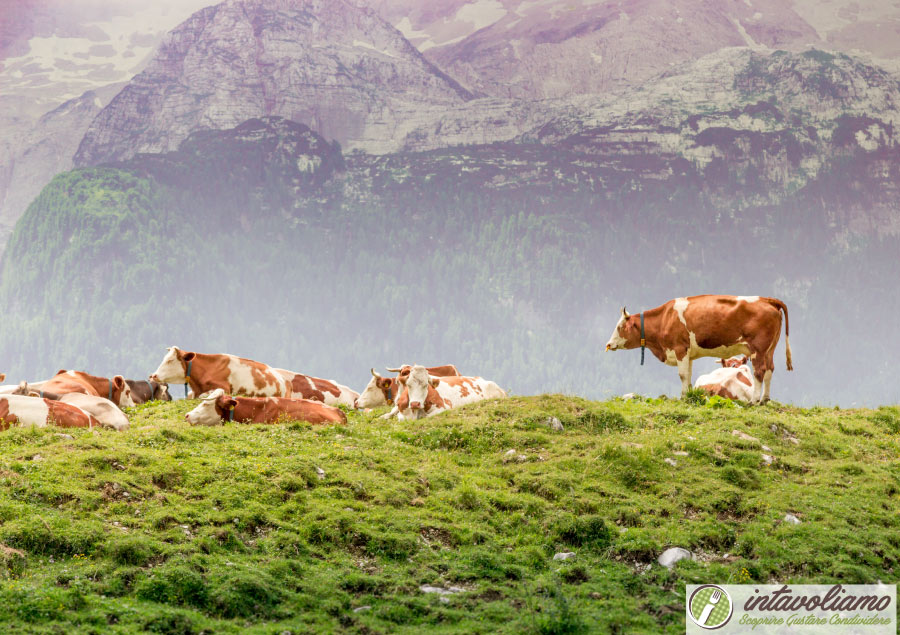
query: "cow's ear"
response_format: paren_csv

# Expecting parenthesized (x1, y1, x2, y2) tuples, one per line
(220, 397, 237, 410)
(183, 352, 196, 362)
(430, 378, 440, 388)
(718, 359, 726, 367)
(56, 369, 67, 375)
(398, 374, 408, 385)
(113, 375, 126, 389)
(0, 373, 4, 382)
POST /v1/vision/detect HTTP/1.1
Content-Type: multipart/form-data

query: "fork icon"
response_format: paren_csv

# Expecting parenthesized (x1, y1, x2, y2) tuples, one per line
(698, 589, 722, 625)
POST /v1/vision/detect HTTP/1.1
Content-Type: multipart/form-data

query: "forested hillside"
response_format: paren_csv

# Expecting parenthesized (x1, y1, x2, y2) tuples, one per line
(1, 113, 898, 405)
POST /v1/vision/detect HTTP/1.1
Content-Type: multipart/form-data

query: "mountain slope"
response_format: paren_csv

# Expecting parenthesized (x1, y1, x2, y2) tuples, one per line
(3, 98, 900, 404)
(73, 0, 472, 167)
(382, 0, 818, 99)
(0, 83, 123, 253)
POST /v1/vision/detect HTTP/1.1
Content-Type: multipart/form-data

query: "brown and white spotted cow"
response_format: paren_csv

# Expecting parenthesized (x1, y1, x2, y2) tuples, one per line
(354, 364, 460, 414)
(184, 389, 346, 426)
(394, 365, 507, 421)
(19, 387, 130, 431)
(40, 371, 135, 408)
(273, 369, 358, 407)
(694, 356, 753, 402)
(605, 295, 793, 403)
(0, 395, 102, 430)
(149, 347, 290, 398)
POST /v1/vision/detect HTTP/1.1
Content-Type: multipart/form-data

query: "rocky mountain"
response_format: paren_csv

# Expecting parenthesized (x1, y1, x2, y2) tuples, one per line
(3, 105, 899, 404)
(73, 0, 472, 167)
(369, 0, 900, 100)
(0, 0, 212, 114)
(0, 83, 123, 252)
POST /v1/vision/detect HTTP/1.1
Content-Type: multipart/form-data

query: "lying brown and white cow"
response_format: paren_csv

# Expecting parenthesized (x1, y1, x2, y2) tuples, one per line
(0, 395, 102, 430)
(355, 364, 460, 413)
(15, 384, 130, 430)
(126, 379, 171, 404)
(606, 295, 792, 403)
(394, 365, 507, 420)
(273, 369, 358, 407)
(40, 371, 135, 408)
(694, 356, 753, 402)
(149, 347, 290, 398)
(184, 388, 346, 426)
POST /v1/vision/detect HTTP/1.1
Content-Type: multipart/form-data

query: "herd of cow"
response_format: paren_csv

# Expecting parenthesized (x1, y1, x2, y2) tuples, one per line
(0, 348, 509, 431)
(0, 295, 793, 431)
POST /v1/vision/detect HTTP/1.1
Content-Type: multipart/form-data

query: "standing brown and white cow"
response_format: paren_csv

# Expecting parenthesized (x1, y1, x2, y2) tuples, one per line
(354, 364, 460, 413)
(273, 369, 358, 407)
(149, 347, 290, 398)
(40, 371, 135, 408)
(606, 295, 792, 403)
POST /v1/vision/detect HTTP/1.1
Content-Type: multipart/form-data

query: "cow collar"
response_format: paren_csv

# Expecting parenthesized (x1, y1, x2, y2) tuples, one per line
(144, 380, 155, 401)
(108, 378, 114, 401)
(226, 406, 234, 422)
(184, 360, 193, 399)
(640, 312, 646, 366)
(386, 381, 395, 405)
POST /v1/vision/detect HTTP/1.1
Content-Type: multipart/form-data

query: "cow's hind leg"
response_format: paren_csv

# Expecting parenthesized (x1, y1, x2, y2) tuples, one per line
(761, 350, 776, 403)
(749, 353, 770, 404)
(678, 357, 693, 398)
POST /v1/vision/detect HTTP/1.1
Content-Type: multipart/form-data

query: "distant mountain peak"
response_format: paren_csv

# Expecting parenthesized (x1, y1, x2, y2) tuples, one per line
(73, 0, 472, 167)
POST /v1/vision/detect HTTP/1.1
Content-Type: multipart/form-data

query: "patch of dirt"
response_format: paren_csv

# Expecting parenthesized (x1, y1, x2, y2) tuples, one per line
(420, 526, 455, 549)
(475, 589, 505, 602)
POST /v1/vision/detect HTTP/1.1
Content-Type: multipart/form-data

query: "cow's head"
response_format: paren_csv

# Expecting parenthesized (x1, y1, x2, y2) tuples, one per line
(397, 365, 439, 420)
(12, 381, 30, 396)
(719, 356, 749, 368)
(355, 368, 395, 409)
(112, 375, 135, 408)
(185, 388, 236, 426)
(150, 347, 194, 384)
(153, 382, 172, 401)
(605, 307, 641, 351)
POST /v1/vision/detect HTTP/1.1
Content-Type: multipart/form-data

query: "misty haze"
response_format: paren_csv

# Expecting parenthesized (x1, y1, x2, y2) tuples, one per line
(1, 1, 899, 632)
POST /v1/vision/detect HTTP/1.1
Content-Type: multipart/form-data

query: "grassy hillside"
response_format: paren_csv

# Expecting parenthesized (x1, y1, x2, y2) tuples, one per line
(0, 396, 898, 633)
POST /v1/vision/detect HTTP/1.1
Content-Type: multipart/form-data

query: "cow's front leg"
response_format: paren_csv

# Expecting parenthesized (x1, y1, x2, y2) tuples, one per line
(379, 406, 399, 420)
(678, 357, 693, 397)
(749, 360, 765, 404)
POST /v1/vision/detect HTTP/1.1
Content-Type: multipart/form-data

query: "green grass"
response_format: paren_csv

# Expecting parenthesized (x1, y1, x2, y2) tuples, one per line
(0, 396, 898, 633)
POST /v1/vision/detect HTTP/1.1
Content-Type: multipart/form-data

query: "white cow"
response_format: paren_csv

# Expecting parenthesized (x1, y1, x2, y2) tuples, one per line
(694, 356, 754, 402)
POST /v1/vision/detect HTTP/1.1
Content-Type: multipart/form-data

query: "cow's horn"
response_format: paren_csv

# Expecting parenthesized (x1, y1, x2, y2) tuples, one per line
(385, 366, 402, 373)
(371, 368, 383, 379)
(622, 306, 629, 318)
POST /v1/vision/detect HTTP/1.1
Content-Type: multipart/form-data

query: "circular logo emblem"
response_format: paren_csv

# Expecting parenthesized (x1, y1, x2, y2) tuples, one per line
(689, 585, 733, 629)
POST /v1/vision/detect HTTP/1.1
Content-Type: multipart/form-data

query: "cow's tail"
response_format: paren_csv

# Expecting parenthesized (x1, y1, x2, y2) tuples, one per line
(768, 298, 793, 371)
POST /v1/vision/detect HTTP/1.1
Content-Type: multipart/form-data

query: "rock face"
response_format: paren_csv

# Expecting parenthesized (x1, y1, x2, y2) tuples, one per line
(73, 0, 472, 167)
(0, 85, 121, 252)
(382, 0, 818, 99)
(371, 0, 900, 100)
